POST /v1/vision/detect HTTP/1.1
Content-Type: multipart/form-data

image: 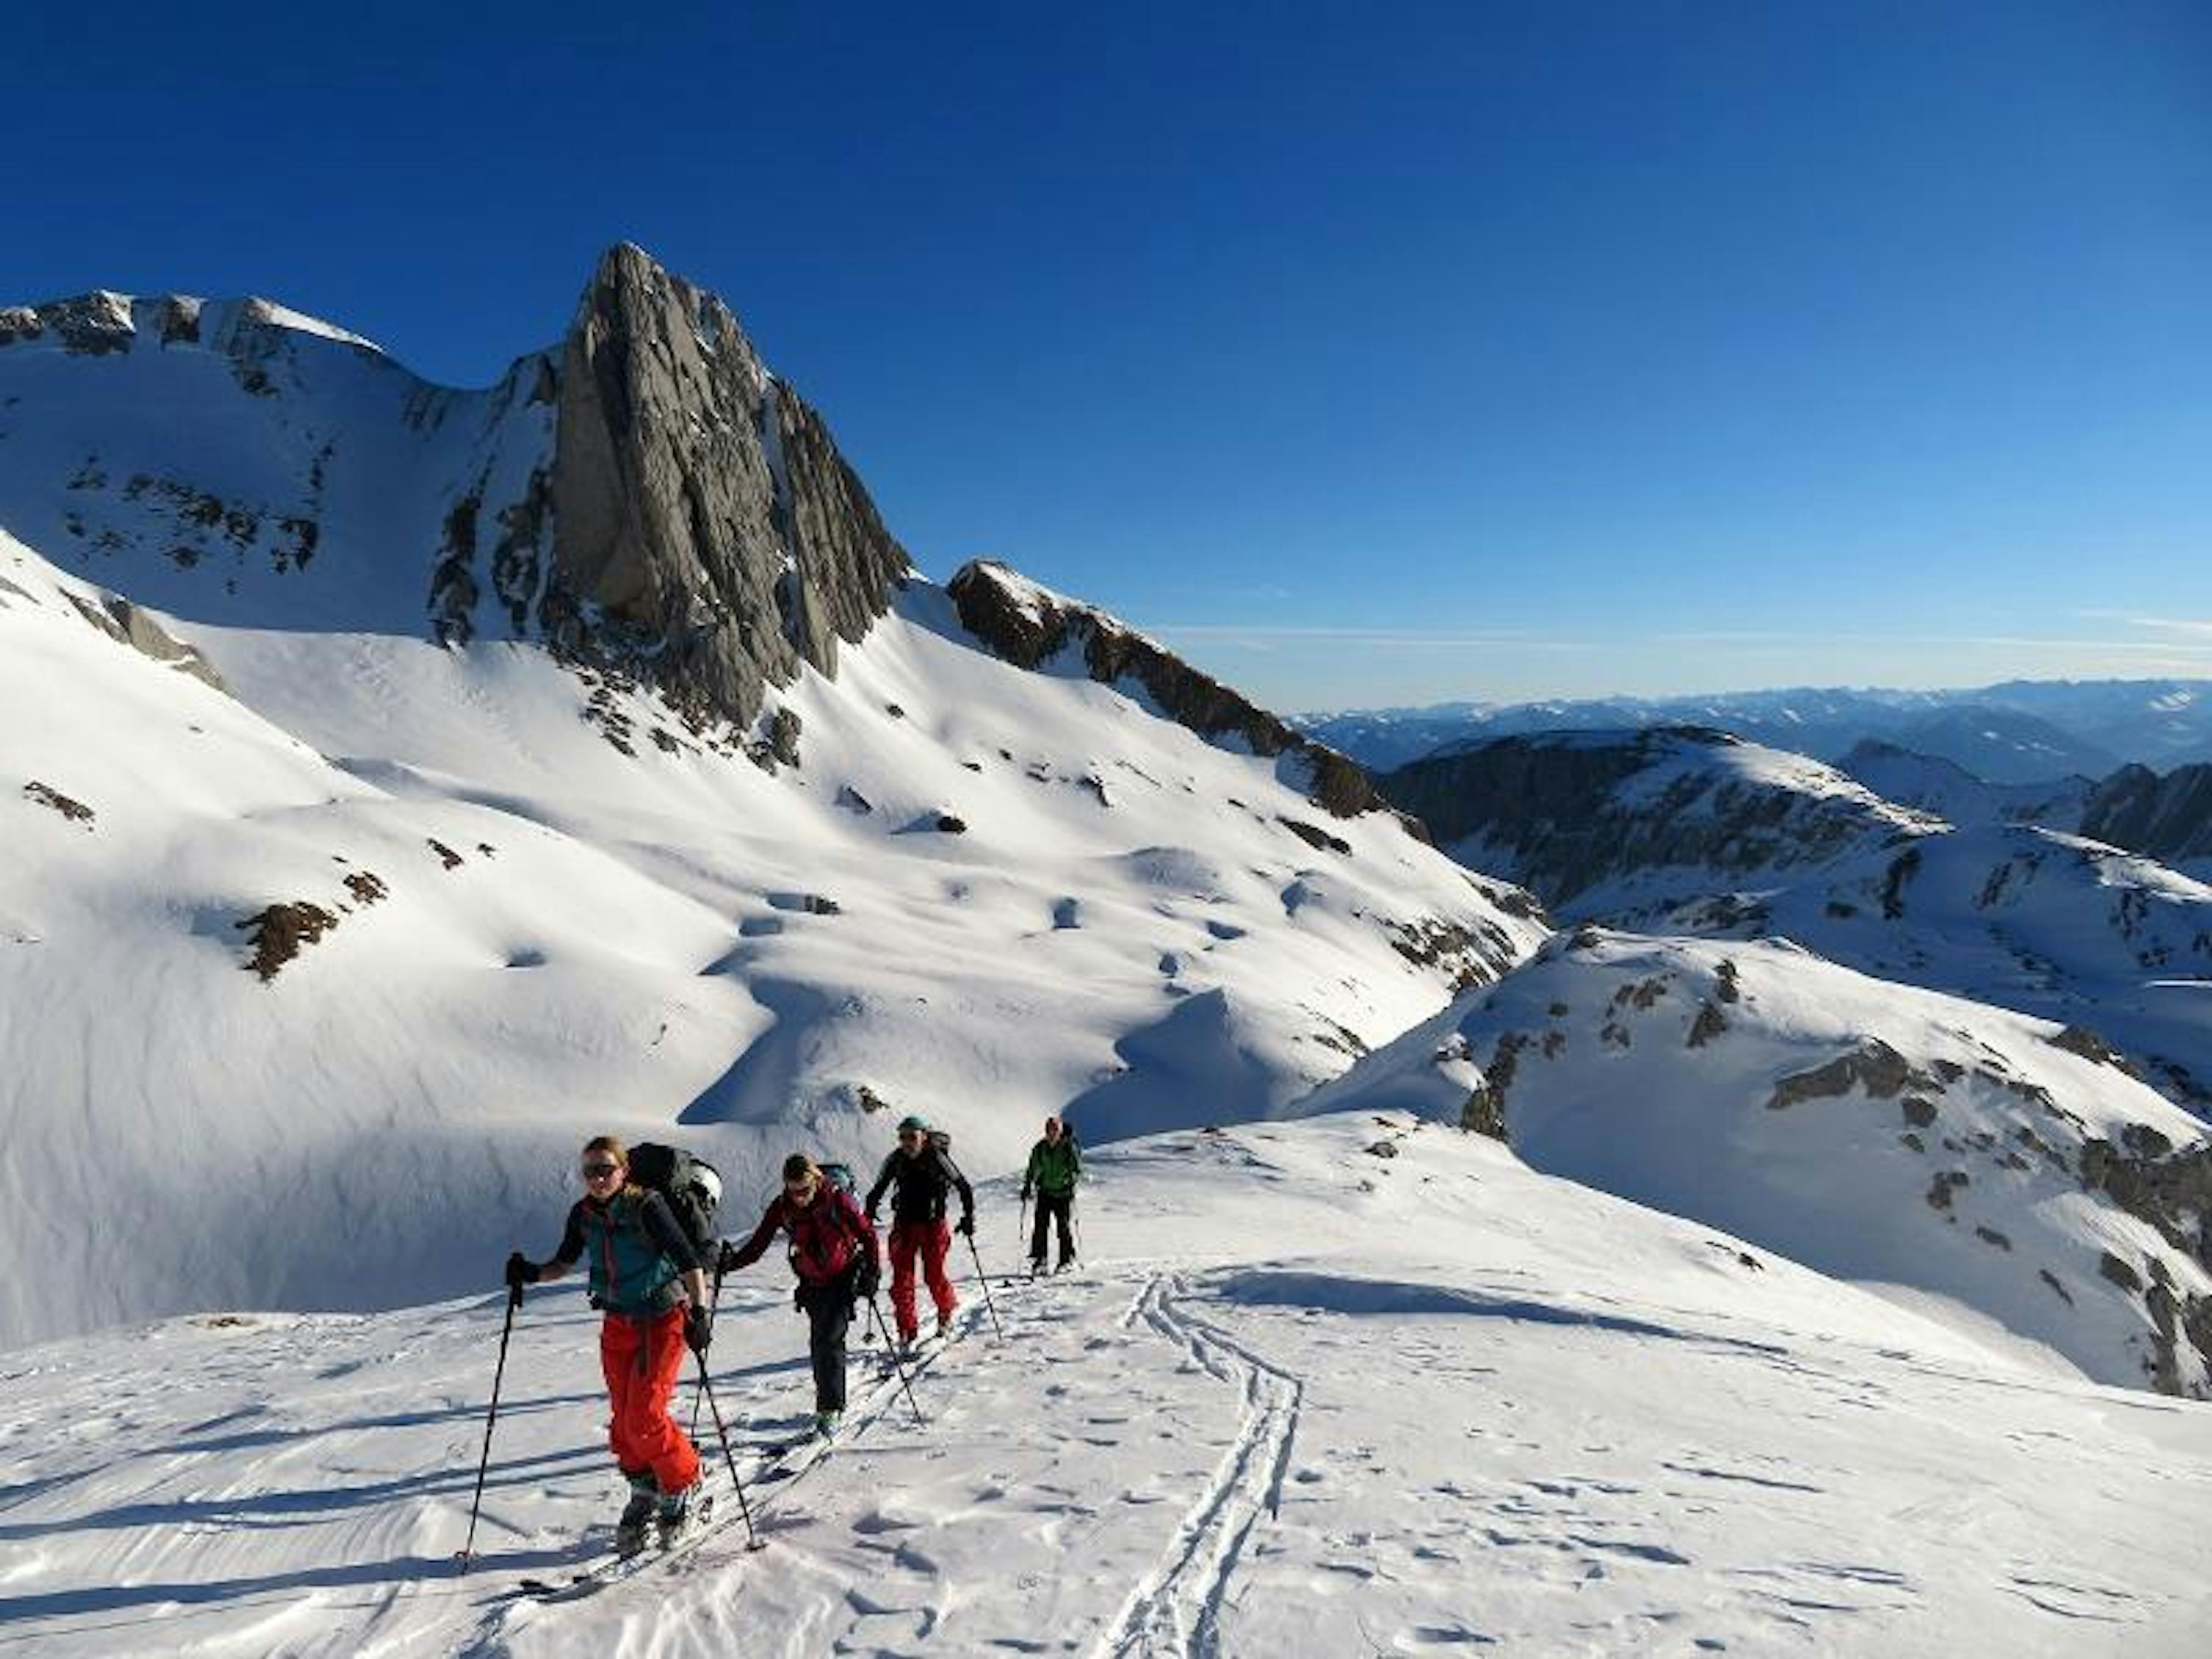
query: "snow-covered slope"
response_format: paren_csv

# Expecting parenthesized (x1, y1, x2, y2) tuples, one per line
(0, 288, 551, 638)
(1386, 726, 2212, 1111)
(1302, 931, 2212, 1397)
(1390, 726, 1941, 908)
(1836, 737, 2090, 830)
(1638, 825, 2212, 1114)
(1, 525, 1543, 1347)
(3, 1111, 2205, 1658)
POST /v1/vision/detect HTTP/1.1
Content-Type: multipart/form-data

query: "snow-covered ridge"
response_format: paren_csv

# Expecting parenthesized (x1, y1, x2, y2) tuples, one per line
(1387, 726, 1941, 912)
(1838, 736, 2091, 829)
(0, 288, 386, 359)
(0, 272, 551, 639)
(948, 557, 1396, 823)
(1304, 929, 2212, 1396)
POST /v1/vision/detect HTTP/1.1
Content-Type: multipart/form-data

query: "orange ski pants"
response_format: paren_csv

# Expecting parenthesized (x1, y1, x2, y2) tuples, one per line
(599, 1305, 700, 1494)
(888, 1219, 957, 1339)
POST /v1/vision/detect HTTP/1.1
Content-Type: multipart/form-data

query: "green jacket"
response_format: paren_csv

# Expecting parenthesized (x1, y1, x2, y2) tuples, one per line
(1024, 1137, 1082, 1197)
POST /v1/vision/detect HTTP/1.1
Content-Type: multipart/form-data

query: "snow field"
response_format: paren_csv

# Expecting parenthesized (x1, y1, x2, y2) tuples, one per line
(3, 1115, 2205, 1657)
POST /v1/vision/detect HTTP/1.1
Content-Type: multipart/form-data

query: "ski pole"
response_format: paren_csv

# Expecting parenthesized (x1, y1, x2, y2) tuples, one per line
(964, 1233, 1005, 1340)
(691, 1353, 762, 1551)
(690, 1259, 725, 1438)
(456, 1278, 524, 1572)
(866, 1294, 926, 1425)
(1017, 1191, 1031, 1258)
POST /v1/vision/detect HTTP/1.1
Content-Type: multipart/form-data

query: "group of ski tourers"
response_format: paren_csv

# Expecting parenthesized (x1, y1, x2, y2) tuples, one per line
(494, 1113, 1082, 1556)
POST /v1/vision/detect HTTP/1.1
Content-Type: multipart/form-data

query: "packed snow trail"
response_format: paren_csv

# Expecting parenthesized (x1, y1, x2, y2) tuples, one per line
(2, 1118, 2209, 1657)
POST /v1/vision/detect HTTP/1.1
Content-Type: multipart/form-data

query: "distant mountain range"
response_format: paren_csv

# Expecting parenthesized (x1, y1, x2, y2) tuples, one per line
(1299, 681, 2212, 782)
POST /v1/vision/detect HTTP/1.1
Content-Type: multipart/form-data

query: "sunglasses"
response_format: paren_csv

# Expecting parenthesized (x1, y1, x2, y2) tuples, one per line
(581, 1160, 622, 1179)
(897, 1131, 923, 1143)
(784, 1179, 819, 1198)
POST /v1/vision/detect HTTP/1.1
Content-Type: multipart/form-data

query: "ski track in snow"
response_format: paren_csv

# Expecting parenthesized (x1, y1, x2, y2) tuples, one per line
(1098, 1274, 1303, 1659)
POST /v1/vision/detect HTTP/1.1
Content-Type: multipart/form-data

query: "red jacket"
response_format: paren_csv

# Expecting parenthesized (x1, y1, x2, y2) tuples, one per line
(726, 1184, 877, 1285)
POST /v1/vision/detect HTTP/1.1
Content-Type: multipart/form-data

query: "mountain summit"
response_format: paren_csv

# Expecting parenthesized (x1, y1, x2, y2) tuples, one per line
(0, 243, 908, 733)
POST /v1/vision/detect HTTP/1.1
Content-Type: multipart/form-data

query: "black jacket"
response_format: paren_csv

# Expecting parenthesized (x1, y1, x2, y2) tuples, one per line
(865, 1143, 975, 1226)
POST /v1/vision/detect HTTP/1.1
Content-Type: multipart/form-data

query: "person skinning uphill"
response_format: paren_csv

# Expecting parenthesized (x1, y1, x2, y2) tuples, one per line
(718, 1153, 881, 1440)
(505, 1135, 711, 1554)
(1020, 1114, 1082, 1274)
(865, 1115, 975, 1351)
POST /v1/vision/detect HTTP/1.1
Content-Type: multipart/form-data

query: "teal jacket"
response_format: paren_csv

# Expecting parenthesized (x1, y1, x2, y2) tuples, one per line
(553, 1191, 693, 1315)
(1024, 1137, 1082, 1198)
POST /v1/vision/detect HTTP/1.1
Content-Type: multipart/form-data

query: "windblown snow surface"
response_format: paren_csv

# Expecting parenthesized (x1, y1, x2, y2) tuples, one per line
(3, 1111, 2206, 1658)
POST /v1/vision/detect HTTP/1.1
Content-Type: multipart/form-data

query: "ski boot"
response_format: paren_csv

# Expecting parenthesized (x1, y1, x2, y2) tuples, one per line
(613, 1475, 657, 1556)
(654, 1488, 692, 1547)
(812, 1410, 842, 1441)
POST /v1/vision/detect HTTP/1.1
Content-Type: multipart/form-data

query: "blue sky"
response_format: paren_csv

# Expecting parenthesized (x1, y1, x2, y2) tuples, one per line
(5, 2, 2208, 712)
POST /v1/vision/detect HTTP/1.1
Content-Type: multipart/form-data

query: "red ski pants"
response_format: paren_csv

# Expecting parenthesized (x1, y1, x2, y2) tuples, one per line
(599, 1305, 700, 1494)
(888, 1219, 956, 1339)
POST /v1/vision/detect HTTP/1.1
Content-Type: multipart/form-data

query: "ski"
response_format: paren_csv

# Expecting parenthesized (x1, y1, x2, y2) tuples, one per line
(517, 1493, 728, 1602)
(505, 1306, 972, 1603)
(753, 1429, 838, 1485)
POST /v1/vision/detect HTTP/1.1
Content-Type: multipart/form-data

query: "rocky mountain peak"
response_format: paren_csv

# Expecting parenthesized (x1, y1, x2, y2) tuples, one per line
(542, 243, 911, 729)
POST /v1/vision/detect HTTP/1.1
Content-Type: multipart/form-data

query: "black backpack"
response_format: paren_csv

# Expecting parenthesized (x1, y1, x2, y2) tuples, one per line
(626, 1142, 724, 1264)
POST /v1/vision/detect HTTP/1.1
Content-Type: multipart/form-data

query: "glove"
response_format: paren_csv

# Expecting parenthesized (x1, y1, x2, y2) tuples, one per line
(956, 1213, 975, 1238)
(505, 1252, 535, 1290)
(854, 1259, 881, 1301)
(864, 1205, 879, 1226)
(1019, 1186, 1032, 1205)
(716, 1240, 741, 1277)
(684, 1305, 714, 1355)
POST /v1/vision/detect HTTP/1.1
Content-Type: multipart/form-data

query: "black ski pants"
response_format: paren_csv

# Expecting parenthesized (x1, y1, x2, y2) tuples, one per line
(796, 1282, 854, 1412)
(1029, 1191, 1075, 1267)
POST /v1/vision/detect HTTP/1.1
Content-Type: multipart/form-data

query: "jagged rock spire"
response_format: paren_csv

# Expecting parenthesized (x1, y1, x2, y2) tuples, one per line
(548, 243, 911, 727)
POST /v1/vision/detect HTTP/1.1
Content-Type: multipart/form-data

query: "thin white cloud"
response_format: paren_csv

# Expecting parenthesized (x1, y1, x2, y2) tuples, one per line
(1146, 624, 1592, 651)
(2111, 614, 2212, 640)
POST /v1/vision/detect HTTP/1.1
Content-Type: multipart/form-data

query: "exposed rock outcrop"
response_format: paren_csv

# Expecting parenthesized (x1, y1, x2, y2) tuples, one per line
(547, 244, 910, 729)
(65, 589, 226, 691)
(946, 559, 1389, 822)
(2080, 762, 2212, 866)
